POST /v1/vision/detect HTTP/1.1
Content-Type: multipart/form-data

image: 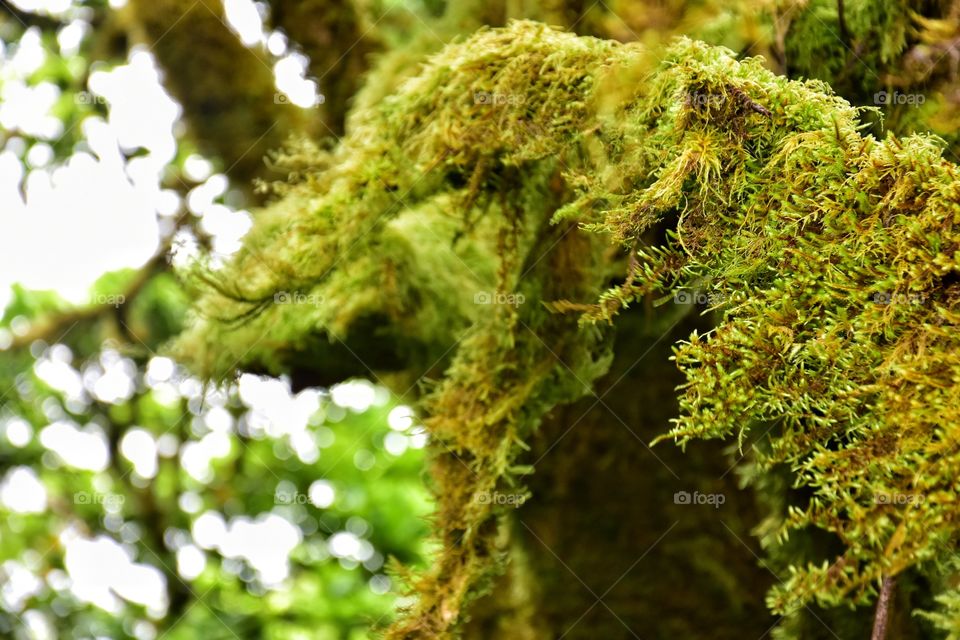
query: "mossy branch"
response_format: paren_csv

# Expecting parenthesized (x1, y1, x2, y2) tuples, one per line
(171, 20, 960, 638)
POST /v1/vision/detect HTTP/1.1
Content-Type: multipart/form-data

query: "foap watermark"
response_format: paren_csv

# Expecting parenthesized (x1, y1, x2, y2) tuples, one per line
(75, 91, 106, 106)
(94, 293, 125, 308)
(873, 292, 925, 306)
(874, 91, 925, 107)
(874, 492, 925, 506)
(74, 491, 125, 509)
(673, 290, 740, 306)
(274, 291, 325, 306)
(274, 92, 325, 107)
(476, 491, 526, 508)
(275, 490, 309, 505)
(686, 91, 727, 110)
(674, 490, 725, 509)
(474, 291, 525, 307)
(473, 91, 526, 107)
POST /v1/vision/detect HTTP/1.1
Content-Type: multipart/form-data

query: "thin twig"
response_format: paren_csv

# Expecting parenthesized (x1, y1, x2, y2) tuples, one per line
(870, 575, 896, 640)
(5, 238, 172, 351)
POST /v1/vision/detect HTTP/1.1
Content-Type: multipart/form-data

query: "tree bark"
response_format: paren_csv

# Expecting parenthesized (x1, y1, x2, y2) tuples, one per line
(463, 310, 775, 638)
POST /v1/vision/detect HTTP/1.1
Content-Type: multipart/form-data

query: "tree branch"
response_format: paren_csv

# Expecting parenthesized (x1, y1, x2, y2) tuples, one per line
(5, 246, 168, 352)
(124, 0, 314, 187)
(268, 0, 381, 137)
(0, 1, 65, 33)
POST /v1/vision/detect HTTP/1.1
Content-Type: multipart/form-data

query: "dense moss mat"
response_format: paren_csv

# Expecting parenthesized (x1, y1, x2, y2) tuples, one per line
(173, 20, 960, 639)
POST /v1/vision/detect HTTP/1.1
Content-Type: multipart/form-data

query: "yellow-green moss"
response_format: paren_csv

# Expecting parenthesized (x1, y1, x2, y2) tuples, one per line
(172, 20, 960, 639)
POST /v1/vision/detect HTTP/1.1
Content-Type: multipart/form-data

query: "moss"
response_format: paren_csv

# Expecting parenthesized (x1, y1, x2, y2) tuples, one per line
(782, 0, 911, 97)
(173, 20, 960, 639)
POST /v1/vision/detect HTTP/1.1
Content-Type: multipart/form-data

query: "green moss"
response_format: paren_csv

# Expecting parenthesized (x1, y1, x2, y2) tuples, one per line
(172, 20, 960, 638)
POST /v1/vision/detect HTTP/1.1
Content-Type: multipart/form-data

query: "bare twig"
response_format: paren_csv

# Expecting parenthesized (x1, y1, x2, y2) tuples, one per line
(870, 575, 896, 640)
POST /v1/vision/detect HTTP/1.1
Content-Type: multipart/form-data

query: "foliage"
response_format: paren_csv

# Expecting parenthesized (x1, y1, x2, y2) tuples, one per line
(0, 293, 432, 638)
(0, 282, 430, 639)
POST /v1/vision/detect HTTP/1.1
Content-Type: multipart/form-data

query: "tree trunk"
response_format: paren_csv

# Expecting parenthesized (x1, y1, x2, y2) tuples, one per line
(463, 310, 775, 638)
